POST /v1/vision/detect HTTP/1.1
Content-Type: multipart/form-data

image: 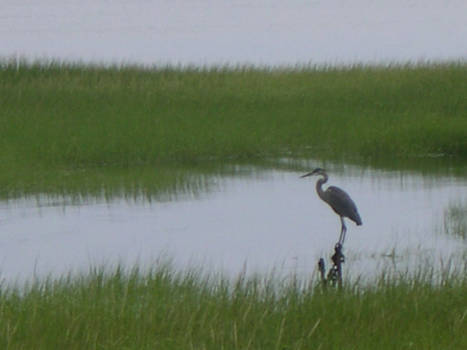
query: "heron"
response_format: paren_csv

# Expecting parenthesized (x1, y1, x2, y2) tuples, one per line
(301, 168, 362, 245)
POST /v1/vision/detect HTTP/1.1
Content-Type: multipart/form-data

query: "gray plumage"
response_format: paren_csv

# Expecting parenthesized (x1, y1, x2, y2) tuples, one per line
(301, 168, 362, 244)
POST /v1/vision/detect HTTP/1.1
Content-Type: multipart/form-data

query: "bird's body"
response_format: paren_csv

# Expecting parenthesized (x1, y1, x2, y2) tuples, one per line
(301, 168, 362, 245)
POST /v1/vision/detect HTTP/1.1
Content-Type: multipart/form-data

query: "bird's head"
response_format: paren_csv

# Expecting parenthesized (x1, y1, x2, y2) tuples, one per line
(300, 168, 326, 178)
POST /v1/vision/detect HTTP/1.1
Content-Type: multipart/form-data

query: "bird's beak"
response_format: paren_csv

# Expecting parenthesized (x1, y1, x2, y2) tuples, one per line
(300, 172, 314, 178)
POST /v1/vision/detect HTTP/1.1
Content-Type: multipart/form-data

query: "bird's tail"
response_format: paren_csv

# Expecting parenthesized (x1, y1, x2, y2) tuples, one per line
(354, 213, 362, 226)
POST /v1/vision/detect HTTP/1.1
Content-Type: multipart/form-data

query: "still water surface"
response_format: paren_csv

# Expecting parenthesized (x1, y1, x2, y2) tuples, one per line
(2, 0, 467, 65)
(1, 163, 466, 283)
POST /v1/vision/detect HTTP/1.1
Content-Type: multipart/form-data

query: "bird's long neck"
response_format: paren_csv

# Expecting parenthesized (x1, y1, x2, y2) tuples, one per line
(315, 173, 328, 201)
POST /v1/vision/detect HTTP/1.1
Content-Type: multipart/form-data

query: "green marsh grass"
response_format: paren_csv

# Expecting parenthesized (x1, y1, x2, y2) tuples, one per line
(444, 200, 467, 240)
(1, 60, 467, 197)
(3, 61, 467, 164)
(0, 264, 466, 349)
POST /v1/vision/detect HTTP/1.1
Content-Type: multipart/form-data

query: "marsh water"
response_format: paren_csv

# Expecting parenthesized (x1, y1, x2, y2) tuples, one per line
(1, 160, 466, 283)
(2, 0, 467, 66)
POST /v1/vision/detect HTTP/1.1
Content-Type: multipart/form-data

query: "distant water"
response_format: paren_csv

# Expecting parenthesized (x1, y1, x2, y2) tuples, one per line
(1, 163, 466, 283)
(2, 0, 467, 66)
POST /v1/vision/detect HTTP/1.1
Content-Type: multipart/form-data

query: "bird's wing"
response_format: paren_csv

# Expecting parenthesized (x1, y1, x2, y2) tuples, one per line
(324, 186, 362, 225)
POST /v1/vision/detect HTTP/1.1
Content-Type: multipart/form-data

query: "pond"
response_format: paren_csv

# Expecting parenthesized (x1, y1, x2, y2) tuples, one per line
(1, 160, 466, 284)
(2, 0, 467, 65)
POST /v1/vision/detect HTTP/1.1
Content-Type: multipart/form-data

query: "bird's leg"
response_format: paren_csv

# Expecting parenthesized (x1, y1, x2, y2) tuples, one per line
(338, 216, 347, 245)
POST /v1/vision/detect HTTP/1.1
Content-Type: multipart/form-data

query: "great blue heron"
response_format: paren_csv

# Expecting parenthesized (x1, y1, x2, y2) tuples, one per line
(301, 168, 362, 245)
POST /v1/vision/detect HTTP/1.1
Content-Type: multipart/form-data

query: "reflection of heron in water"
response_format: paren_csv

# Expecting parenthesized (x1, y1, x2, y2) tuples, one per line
(301, 168, 362, 245)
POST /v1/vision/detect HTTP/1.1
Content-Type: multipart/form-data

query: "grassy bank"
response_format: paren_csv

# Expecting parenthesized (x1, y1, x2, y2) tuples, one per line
(1, 60, 466, 197)
(1, 61, 466, 166)
(0, 265, 466, 349)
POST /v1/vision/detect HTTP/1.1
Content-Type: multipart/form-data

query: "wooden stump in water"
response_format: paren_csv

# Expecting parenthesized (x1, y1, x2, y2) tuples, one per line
(318, 243, 345, 288)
